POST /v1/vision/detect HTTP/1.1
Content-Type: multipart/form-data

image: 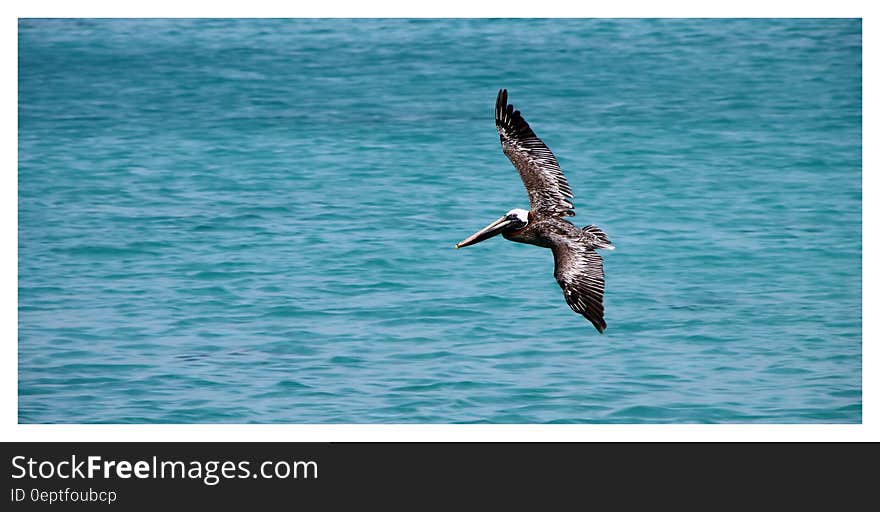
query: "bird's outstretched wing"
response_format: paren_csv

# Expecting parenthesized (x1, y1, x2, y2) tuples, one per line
(495, 89, 575, 217)
(551, 240, 607, 333)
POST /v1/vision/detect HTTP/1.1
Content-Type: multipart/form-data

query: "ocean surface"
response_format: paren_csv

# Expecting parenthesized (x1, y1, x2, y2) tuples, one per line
(19, 19, 861, 423)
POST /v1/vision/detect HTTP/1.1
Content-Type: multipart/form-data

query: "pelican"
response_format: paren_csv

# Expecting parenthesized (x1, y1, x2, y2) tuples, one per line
(456, 89, 614, 333)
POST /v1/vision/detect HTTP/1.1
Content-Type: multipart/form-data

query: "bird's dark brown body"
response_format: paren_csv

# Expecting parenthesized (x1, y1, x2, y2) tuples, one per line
(504, 213, 604, 249)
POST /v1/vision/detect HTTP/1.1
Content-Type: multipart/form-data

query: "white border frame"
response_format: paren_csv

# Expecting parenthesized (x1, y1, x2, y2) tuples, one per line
(5, 1, 874, 442)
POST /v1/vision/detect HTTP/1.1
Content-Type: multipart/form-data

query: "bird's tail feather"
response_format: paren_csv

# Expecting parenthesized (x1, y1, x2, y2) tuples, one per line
(583, 225, 615, 250)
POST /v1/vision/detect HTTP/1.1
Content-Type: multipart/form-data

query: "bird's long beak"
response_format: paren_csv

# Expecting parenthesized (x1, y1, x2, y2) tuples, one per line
(455, 216, 512, 249)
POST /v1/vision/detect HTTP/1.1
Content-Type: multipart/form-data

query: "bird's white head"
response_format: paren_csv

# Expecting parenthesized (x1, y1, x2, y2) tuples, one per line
(506, 208, 530, 224)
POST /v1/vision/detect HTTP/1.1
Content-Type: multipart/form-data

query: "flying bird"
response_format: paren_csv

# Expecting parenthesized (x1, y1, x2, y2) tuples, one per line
(456, 89, 614, 333)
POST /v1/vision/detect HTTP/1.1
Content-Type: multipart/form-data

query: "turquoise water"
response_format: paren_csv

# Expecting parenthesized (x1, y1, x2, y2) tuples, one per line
(19, 19, 861, 423)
